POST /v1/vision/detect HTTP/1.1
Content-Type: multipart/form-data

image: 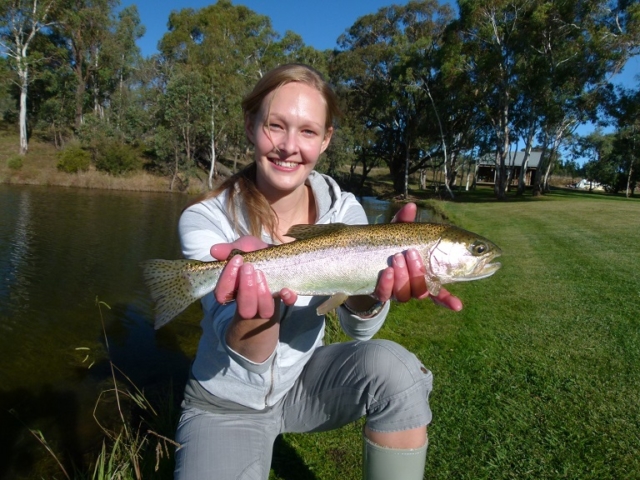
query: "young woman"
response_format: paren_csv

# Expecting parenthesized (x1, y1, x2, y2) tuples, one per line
(174, 63, 462, 480)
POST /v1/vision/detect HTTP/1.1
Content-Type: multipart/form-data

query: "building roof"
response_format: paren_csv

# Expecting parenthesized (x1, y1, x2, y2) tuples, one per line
(478, 151, 542, 168)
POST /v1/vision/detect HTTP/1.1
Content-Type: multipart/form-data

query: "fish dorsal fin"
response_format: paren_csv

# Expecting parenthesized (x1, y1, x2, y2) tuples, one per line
(285, 223, 349, 241)
(226, 248, 247, 260)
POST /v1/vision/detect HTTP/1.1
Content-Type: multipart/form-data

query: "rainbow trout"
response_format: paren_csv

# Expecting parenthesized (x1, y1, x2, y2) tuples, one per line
(141, 222, 501, 329)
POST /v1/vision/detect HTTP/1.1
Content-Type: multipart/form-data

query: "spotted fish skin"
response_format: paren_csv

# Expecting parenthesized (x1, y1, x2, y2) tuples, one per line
(141, 222, 502, 329)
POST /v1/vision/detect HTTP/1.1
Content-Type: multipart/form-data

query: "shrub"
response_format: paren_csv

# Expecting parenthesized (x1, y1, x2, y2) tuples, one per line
(94, 141, 141, 176)
(7, 155, 23, 170)
(57, 144, 91, 173)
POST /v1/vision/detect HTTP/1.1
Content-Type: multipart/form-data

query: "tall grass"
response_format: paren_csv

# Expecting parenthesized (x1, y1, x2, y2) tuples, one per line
(29, 299, 180, 479)
(88, 299, 179, 480)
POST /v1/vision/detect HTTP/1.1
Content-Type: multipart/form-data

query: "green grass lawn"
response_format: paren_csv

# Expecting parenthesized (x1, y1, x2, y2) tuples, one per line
(271, 189, 640, 479)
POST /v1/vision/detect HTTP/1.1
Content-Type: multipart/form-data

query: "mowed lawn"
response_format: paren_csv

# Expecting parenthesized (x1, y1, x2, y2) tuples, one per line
(271, 189, 640, 480)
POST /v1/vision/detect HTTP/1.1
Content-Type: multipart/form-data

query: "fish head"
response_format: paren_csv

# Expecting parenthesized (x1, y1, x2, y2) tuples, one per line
(425, 226, 502, 285)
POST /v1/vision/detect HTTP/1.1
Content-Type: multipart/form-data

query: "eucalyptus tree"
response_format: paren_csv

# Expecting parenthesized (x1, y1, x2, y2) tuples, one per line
(156, 68, 210, 190)
(0, 0, 59, 154)
(452, 0, 543, 200)
(428, 18, 488, 194)
(55, 0, 117, 130)
(0, 56, 13, 121)
(94, 5, 144, 133)
(33, 61, 76, 147)
(159, 0, 310, 188)
(579, 130, 617, 189)
(603, 87, 640, 196)
(529, 0, 640, 195)
(332, 0, 454, 196)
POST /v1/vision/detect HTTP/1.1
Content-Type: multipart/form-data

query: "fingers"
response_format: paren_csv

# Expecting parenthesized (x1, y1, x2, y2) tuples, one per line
(392, 253, 412, 302)
(235, 264, 275, 319)
(279, 288, 298, 307)
(373, 267, 395, 303)
(214, 256, 276, 318)
(378, 248, 428, 302)
(406, 249, 429, 300)
(210, 236, 270, 261)
(376, 249, 428, 303)
(254, 269, 276, 319)
(430, 287, 463, 312)
(214, 255, 243, 304)
(391, 203, 417, 223)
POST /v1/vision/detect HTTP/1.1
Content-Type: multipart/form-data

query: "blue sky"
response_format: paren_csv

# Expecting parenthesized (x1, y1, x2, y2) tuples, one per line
(122, 0, 415, 55)
(123, 0, 638, 88)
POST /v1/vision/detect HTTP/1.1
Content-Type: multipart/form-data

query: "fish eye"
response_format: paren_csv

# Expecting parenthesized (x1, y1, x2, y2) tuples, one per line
(471, 242, 488, 256)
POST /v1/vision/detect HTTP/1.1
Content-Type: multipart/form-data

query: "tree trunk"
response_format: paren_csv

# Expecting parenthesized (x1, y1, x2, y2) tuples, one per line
(403, 139, 410, 198)
(18, 66, 29, 155)
(494, 149, 508, 200)
(208, 92, 216, 190)
(533, 131, 550, 196)
(517, 126, 536, 196)
(626, 160, 634, 198)
(74, 68, 86, 130)
(425, 80, 453, 199)
(170, 146, 179, 191)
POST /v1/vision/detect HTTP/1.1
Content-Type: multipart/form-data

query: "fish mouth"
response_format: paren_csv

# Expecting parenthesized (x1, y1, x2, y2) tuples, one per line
(464, 252, 502, 281)
(475, 261, 502, 279)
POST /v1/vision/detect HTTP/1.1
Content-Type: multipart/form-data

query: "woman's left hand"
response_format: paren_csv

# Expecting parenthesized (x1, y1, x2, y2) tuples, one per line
(372, 203, 463, 312)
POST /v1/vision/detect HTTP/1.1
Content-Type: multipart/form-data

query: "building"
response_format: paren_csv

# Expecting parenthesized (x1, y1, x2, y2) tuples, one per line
(476, 151, 542, 187)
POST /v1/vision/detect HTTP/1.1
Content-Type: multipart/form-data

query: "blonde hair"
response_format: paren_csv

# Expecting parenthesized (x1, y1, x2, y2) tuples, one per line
(196, 64, 341, 239)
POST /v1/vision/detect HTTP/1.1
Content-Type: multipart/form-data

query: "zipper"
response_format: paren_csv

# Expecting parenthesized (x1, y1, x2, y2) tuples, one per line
(264, 303, 288, 407)
(264, 351, 276, 406)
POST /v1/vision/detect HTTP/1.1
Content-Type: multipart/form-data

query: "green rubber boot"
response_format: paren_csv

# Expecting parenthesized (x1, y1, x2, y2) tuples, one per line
(362, 436, 428, 480)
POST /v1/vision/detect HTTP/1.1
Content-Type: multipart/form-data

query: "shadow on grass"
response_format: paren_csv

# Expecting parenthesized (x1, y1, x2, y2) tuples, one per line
(271, 436, 318, 480)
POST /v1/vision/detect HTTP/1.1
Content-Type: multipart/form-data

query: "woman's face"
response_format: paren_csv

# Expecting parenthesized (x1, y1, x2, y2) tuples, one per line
(246, 81, 333, 198)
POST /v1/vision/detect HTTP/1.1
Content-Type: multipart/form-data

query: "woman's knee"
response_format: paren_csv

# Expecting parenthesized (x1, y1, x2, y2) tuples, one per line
(356, 341, 433, 433)
(356, 339, 431, 393)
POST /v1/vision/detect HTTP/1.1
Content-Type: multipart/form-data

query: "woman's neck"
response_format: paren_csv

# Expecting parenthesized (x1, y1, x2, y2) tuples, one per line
(267, 185, 316, 242)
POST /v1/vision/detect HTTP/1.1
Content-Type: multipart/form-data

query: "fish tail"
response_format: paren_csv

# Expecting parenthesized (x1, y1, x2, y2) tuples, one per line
(140, 259, 221, 329)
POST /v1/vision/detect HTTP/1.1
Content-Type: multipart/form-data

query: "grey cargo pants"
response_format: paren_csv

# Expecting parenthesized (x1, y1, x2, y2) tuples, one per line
(174, 339, 433, 480)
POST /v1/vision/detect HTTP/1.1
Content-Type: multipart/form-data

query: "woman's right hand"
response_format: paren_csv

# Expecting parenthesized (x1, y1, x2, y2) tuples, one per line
(213, 237, 295, 362)
(211, 237, 297, 318)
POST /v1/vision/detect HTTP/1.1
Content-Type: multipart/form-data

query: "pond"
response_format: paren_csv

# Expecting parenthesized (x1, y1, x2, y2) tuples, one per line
(0, 184, 440, 478)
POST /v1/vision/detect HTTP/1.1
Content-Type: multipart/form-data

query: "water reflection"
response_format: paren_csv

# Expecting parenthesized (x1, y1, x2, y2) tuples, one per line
(0, 185, 440, 478)
(359, 196, 441, 224)
(0, 185, 194, 479)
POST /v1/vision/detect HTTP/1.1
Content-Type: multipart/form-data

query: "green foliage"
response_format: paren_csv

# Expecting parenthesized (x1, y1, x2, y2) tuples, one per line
(56, 144, 91, 173)
(94, 140, 141, 176)
(56, 143, 90, 173)
(76, 114, 141, 175)
(7, 154, 23, 170)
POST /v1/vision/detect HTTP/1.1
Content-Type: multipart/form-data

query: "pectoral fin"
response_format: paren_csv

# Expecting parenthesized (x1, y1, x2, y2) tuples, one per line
(426, 276, 441, 296)
(316, 292, 349, 315)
